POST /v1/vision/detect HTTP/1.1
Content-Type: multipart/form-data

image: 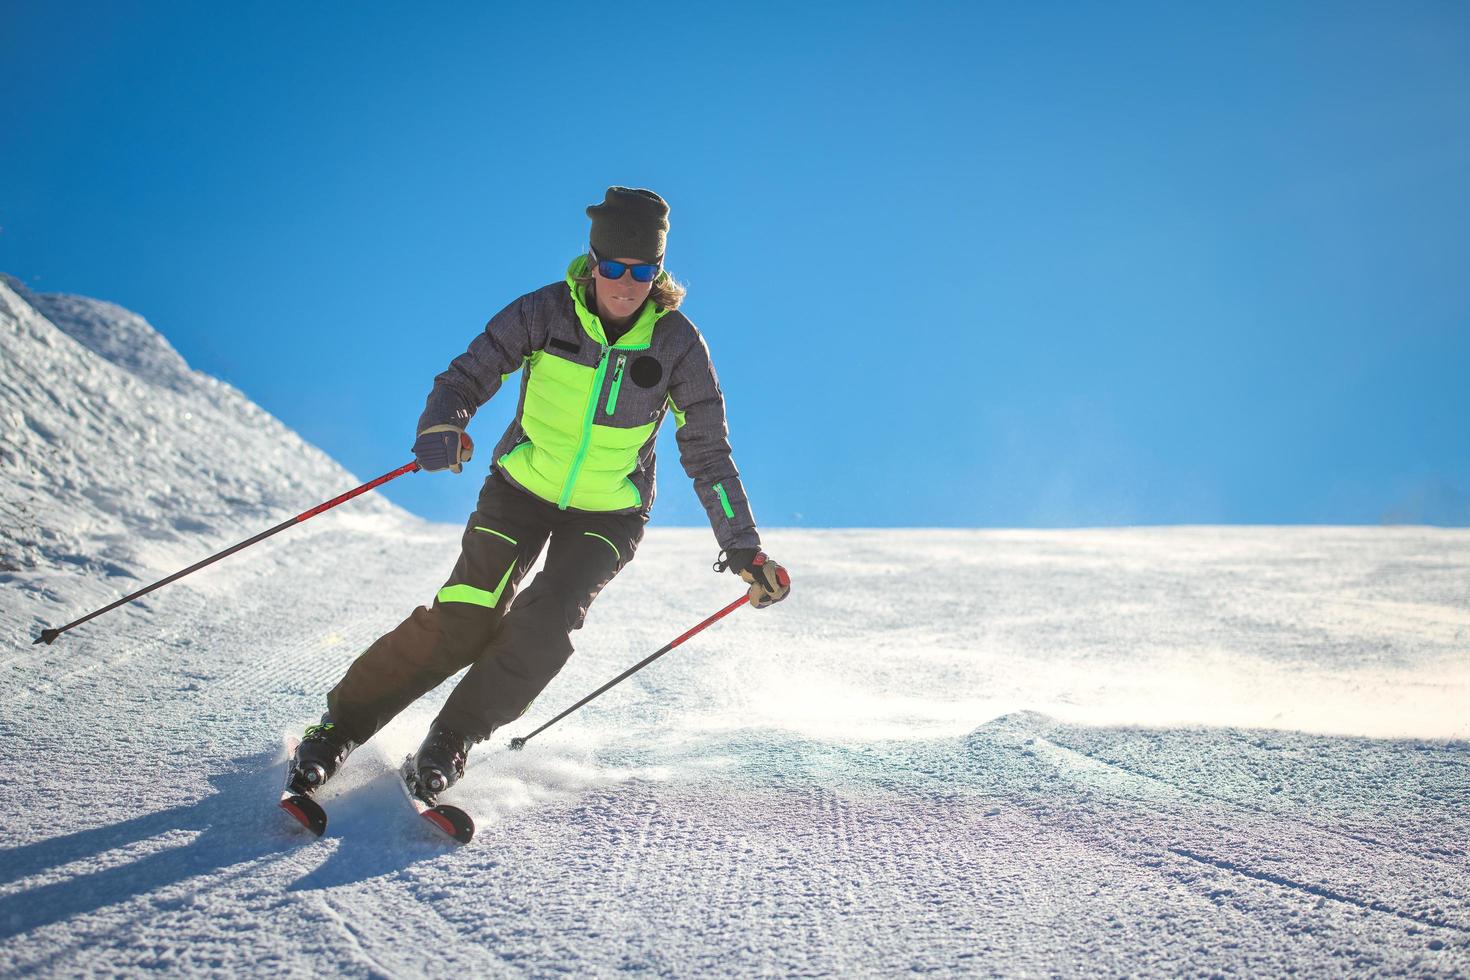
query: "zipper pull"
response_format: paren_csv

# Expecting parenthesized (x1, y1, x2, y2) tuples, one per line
(605, 353, 627, 416)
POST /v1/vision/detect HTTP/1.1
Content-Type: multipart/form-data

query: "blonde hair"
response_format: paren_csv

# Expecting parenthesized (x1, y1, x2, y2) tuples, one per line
(575, 255, 687, 312)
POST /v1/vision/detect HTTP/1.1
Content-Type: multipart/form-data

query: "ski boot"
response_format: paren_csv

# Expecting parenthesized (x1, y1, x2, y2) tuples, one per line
(287, 716, 358, 796)
(411, 721, 474, 803)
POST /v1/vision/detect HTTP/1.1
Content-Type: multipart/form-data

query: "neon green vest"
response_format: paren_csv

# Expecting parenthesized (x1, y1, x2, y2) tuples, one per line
(497, 256, 671, 511)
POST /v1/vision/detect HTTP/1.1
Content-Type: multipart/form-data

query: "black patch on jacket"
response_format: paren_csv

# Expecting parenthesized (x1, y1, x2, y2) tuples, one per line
(631, 356, 663, 388)
(549, 337, 580, 354)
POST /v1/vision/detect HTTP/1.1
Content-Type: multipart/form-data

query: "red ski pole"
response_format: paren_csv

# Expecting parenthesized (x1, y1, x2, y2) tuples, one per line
(33, 461, 421, 646)
(508, 593, 752, 751)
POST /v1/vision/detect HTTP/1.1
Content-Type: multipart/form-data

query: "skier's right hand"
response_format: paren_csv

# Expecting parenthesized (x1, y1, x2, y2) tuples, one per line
(414, 425, 474, 473)
(715, 549, 791, 609)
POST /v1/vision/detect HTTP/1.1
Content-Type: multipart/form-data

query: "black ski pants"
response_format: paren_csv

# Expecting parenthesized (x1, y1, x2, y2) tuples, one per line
(327, 468, 645, 743)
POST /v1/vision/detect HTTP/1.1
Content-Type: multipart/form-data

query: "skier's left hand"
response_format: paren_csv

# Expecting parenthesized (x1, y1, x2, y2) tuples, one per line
(716, 549, 791, 609)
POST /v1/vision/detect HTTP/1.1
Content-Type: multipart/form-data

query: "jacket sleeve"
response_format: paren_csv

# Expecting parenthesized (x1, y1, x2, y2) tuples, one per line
(417, 292, 537, 433)
(665, 331, 761, 554)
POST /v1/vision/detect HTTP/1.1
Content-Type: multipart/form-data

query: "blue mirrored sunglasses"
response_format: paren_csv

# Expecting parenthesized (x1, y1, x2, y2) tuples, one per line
(590, 246, 662, 283)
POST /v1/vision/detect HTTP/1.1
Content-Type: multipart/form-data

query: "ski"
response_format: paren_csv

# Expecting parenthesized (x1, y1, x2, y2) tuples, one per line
(279, 790, 327, 836)
(278, 736, 329, 837)
(398, 755, 475, 844)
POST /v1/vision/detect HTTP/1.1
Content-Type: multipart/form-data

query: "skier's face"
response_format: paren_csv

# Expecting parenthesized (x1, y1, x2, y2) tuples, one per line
(593, 256, 654, 322)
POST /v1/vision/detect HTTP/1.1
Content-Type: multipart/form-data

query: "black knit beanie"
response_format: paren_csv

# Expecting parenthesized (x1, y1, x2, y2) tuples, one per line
(586, 187, 669, 263)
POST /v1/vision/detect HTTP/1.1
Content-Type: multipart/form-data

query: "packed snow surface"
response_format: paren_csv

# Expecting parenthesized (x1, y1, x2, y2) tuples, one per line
(2, 277, 1468, 976)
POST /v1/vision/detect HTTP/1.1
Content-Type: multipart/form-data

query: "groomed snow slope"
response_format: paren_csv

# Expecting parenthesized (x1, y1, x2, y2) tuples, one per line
(1, 279, 1467, 976)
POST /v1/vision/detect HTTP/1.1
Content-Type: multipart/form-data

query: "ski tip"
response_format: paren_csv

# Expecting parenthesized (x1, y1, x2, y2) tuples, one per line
(280, 793, 327, 837)
(508, 736, 527, 752)
(425, 805, 475, 844)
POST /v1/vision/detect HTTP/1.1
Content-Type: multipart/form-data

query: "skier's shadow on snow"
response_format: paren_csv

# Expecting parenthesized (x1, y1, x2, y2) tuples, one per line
(0, 747, 454, 940)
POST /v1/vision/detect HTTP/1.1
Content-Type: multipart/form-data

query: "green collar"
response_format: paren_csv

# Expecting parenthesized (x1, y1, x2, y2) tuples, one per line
(565, 254, 668, 348)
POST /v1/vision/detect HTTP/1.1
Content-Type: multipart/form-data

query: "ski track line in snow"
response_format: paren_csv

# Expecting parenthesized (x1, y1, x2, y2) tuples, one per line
(1034, 731, 1468, 870)
(1216, 728, 1470, 799)
(1165, 846, 1470, 936)
(312, 893, 398, 978)
(1028, 731, 1470, 887)
(306, 873, 491, 976)
(1016, 734, 1470, 937)
(1011, 788, 1470, 965)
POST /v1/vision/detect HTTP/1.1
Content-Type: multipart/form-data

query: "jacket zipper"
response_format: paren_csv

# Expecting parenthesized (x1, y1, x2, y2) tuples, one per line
(713, 481, 736, 519)
(557, 343, 610, 509)
(604, 353, 627, 416)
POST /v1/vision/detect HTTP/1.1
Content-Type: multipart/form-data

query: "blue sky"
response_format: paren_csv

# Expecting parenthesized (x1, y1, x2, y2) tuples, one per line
(3, 3, 1468, 528)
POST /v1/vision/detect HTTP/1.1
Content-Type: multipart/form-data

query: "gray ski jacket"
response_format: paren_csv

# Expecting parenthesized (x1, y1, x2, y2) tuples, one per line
(417, 256, 761, 555)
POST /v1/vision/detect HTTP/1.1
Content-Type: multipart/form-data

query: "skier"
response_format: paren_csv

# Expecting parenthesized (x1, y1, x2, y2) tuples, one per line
(287, 186, 790, 804)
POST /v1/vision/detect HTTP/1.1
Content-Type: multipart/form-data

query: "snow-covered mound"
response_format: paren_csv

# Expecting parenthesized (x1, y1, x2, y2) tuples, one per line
(0, 274, 405, 608)
(2, 275, 199, 394)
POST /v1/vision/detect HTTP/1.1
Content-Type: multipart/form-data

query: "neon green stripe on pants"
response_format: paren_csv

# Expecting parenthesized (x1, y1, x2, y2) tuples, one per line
(437, 561, 517, 609)
(474, 526, 518, 546)
(583, 531, 620, 561)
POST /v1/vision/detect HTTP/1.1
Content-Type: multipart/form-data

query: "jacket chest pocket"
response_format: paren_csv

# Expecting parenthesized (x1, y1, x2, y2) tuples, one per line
(598, 351, 666, 427)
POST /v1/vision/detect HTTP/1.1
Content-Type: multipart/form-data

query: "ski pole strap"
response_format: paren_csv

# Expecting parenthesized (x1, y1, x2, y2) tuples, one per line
(33, 461, 421, 646)
(508, 593, 750, 751)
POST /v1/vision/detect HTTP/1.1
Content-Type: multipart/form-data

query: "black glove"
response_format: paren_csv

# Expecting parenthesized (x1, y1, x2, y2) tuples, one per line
(714, 548, 791, 609)
(414, 425, 474, 473)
